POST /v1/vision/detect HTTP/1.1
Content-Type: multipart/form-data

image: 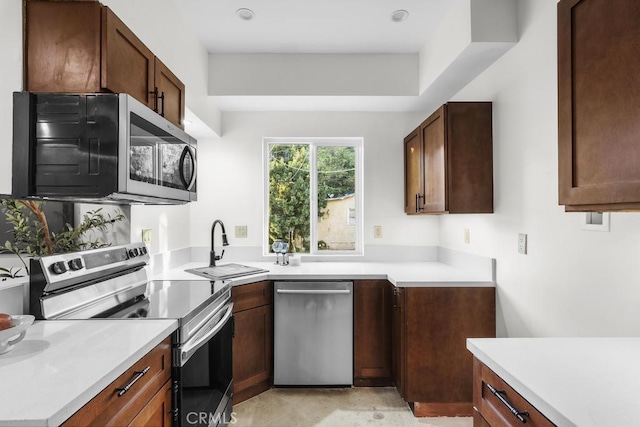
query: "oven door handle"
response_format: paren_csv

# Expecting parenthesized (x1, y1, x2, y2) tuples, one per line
(179, 302, 233, 366)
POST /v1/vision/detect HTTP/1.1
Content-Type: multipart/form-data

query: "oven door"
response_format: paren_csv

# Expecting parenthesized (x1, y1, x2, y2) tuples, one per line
(175, 301, 234, 427)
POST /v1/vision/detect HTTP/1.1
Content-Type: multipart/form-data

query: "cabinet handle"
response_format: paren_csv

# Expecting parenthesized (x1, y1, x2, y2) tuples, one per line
(486, 383, 529, 423)
(116, 366, 150, 397)
(158, 91, 165, 117)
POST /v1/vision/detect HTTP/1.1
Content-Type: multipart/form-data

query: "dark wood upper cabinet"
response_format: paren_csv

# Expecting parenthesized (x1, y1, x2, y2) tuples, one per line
(101, 5, 155, 110)
(404, 129, 423, 214)
(155, 57, 186, 130)
(404, 102, 493, 214)
(558, 0, 640, 211)
(25, 0, 185, 129)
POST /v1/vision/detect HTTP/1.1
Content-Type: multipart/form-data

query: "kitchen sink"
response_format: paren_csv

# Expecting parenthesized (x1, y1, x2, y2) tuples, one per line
(185, 263, 268, 280)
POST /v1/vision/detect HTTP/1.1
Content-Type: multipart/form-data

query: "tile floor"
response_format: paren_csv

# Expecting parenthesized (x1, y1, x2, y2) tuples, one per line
(232, 387, 473, 427)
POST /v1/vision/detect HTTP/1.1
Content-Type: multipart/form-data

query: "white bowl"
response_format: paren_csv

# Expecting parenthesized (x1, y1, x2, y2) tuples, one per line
(0, 315, 35, 355)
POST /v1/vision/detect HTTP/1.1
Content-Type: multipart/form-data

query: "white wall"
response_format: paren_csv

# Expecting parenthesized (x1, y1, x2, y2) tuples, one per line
(209, 54, 418, 96)
(189, 111, 439, 252)
(442, 0, 640, 337)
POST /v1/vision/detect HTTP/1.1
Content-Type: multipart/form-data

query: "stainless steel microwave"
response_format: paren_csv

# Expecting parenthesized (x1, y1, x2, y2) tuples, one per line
(12, 92, 197, 204)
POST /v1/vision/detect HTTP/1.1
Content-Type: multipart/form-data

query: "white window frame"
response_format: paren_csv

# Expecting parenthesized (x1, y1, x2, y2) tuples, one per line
(263, 137, 364, 256)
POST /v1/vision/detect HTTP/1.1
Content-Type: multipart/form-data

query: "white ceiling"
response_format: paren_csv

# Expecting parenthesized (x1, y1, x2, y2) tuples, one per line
(176, 0, 454, 54)
(175, 0, 518, 115)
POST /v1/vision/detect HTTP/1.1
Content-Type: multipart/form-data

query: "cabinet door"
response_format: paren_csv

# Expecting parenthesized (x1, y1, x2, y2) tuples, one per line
(25, 1, 102, 92)
(403, 287, 495, 416)
(128, 380, 173, 427)
(558, 0, 640, 211)
(446, 103, 493, 214)
(155, 57, 186, 129)
(102, 6, 155, 110)
(404, 128, 423, 214)
(232, 304, 273, 404)
(391, 287, 405, 398)
(421, 106, 447, 213)
(354, 280, 392, 385)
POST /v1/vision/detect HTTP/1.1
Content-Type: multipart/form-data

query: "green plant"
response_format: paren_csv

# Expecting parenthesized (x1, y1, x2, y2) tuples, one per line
(0, 266, 22, 280)
(0, 199, 125, 277)
(267, 144, 356, 253)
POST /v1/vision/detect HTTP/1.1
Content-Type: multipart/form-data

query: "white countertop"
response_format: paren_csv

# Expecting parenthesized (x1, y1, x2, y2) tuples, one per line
(0, 319, 177, 427)
(467, 337, 640, 427)
(154, 261, 495, 287)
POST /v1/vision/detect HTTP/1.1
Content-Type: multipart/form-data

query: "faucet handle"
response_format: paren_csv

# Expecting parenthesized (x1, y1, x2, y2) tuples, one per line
(215, 249, 225, 261)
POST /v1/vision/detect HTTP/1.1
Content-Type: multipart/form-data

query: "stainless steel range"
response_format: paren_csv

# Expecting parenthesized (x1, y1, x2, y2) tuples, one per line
(29, 243, 233, 427)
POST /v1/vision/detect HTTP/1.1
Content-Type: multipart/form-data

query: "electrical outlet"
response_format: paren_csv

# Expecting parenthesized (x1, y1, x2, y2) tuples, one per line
(518, 233, 527, 254)
(141, 229, 152, 245)
(235, 225, 248, 238)
(464, 228, 470, 244)
(374, 226, 382, 238)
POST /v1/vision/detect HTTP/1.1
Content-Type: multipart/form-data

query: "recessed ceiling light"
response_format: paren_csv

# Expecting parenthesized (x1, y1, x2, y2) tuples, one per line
(391, 9, 409, 23)
(236, 8, 255, 21)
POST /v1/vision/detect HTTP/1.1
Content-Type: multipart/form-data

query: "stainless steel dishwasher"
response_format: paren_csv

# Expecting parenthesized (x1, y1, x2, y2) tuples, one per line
(274, 281, 353, 386)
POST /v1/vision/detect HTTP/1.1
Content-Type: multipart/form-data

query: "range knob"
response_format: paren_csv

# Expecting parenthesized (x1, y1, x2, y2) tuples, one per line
(50, 261, 68, 275)
(140, 247, 147, 255)
(68, 258, 84, 271)
(128, 248, 140, 258)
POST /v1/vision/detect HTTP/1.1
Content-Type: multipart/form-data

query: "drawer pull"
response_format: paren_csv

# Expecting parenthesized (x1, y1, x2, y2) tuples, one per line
(486, 383, 529, 423)
(116, 366, 150, 397)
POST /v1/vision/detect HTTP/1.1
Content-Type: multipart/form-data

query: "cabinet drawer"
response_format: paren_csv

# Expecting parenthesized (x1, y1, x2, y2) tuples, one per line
(64, 337, 172, 426)
(232, 281, 273, 312)
(473, 358, 554, 427)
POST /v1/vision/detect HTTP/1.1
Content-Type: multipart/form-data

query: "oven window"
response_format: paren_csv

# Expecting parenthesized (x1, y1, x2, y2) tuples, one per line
(179, 317, 233, 427)
(130, 113, 193, 190)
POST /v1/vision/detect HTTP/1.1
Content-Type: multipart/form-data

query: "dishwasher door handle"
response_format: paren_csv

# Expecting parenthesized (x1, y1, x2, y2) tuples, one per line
(276, 289, 351, 295)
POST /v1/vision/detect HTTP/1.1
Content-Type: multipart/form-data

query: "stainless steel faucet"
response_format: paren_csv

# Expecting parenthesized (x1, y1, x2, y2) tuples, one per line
(210, 219, 229, 266)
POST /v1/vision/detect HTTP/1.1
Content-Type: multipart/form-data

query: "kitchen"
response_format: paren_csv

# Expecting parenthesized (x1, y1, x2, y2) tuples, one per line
(1, 0, 640, 426)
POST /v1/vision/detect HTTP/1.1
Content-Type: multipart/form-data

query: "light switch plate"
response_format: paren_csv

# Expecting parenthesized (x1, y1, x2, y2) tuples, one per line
(235, 225, 248, 238)
(464, 228, 470, 244)
(373, 226, 382, 238)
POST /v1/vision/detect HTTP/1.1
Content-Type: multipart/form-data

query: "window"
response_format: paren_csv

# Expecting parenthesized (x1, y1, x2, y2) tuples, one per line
(264, 138, 363, 255)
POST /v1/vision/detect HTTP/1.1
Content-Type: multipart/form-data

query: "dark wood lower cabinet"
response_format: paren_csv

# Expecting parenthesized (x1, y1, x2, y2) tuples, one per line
(392, 286, 406, 398)
(230, 279, 495, 418)
(353, 280, 393, 386)
(232, 281, 273, 404)
(63, 337, 172, 426)
(473, 358, 554, 426)
(395, 287, 496, 417)
(128, 380, 173, 427)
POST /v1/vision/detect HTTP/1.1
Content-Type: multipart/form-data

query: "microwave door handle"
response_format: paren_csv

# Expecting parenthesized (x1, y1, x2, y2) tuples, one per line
(179, 146, 197, 191)
(179, 302, 233, 366)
